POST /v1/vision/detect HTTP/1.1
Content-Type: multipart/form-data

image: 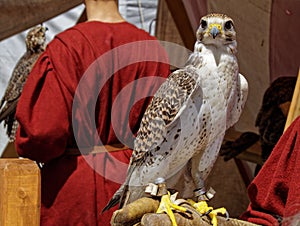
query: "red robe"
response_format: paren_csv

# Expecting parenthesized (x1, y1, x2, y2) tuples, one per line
(15, 21, 170, 225)
(240, 116, 300, 225)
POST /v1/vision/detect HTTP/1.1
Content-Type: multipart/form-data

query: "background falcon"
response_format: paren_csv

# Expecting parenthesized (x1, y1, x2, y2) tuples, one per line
(0, 24, 47, 142)
(105, 13, 248, 212)
(220, 76, 296, 174)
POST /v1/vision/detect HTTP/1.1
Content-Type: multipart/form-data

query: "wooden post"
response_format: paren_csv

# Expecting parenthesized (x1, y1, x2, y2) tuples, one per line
(0, 0, 82, 41)
(0, 158, 40, 226)
(164, 0, 196, 51)
(284, 69, 300, 131)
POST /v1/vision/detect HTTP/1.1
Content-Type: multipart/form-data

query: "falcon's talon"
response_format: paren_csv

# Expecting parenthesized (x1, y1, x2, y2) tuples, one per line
(187, 199, 228, 226)
(204, 209, 213, 216)
(156, 191, 188, 226)
(186, 209, 193, 214)
(225, 210, 230, 220)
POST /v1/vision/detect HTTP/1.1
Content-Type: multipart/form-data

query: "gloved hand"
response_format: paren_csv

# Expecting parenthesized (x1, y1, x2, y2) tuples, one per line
(110, 196, 258, 226)
(141, 212, 258, 226)
(140, 202, 212, 226)
(110, 197, 159, 226)
(110, 196, 211, 226)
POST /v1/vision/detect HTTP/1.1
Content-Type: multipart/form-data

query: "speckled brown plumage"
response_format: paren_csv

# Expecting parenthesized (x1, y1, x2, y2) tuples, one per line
(0, 25, 47, 141)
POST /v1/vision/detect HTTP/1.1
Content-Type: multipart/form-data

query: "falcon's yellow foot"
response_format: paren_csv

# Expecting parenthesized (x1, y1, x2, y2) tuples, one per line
(187, 199, 228, 226)
(156, 191, 191, 226)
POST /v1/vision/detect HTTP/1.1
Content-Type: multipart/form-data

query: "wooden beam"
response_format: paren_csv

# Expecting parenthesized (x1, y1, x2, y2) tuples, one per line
(0, 158, 40, 226)
(77, 7, 87, 24)
(284, 68, 300, 130)
(164, 0, 196, 51)
(0, 0, 82, 41)
(1, 142, 18, 158)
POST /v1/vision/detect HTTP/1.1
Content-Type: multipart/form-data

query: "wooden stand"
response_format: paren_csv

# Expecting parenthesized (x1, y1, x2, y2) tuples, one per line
(0, 158, 40, 226)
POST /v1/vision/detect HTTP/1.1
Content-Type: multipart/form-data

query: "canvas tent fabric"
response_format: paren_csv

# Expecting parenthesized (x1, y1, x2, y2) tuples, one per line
(119, 0, 159, 35)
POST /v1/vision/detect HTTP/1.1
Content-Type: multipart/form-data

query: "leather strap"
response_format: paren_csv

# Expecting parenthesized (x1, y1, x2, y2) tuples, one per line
(65, 144, 130, 155)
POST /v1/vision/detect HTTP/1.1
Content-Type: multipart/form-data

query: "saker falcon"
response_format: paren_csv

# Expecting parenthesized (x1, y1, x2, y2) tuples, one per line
(104, 13, 248, 225)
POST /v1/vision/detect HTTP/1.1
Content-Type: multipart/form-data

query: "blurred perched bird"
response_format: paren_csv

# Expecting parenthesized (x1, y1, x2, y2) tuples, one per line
(104, 13, 248, 225)
(220, 76, 296, 173)
(0, 24, 47, 142)
(255, 76, 296, 162)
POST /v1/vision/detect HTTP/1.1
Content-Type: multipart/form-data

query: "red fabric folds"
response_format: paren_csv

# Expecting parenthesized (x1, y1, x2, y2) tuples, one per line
(240, 116, 300, 225)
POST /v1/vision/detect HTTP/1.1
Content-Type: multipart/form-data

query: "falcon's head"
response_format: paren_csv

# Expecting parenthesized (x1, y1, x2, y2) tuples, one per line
(25, 24, 47, 53)
(196, 13, 236, 47)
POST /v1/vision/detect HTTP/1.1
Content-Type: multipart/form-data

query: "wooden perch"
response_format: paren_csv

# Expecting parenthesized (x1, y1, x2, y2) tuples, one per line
(0, 158, 40, 226)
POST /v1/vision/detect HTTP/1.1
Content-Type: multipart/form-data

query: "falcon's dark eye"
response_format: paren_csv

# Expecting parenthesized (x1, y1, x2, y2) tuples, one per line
(224, 21, 233, 30)
(200, 20, 207, 29)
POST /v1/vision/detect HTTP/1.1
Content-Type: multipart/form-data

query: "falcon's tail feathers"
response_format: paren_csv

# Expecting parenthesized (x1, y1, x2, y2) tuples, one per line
(101, 162, 136, 213)
(101, 184, 125, 213)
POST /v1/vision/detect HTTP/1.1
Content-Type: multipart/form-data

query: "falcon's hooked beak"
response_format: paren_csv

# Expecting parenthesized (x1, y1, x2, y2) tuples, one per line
(209, 24, 222, 39)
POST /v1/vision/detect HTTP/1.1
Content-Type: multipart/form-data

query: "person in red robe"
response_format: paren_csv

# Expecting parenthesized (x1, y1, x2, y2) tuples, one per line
(15, 0, 170, 225)
(240, 116, 300, 226)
